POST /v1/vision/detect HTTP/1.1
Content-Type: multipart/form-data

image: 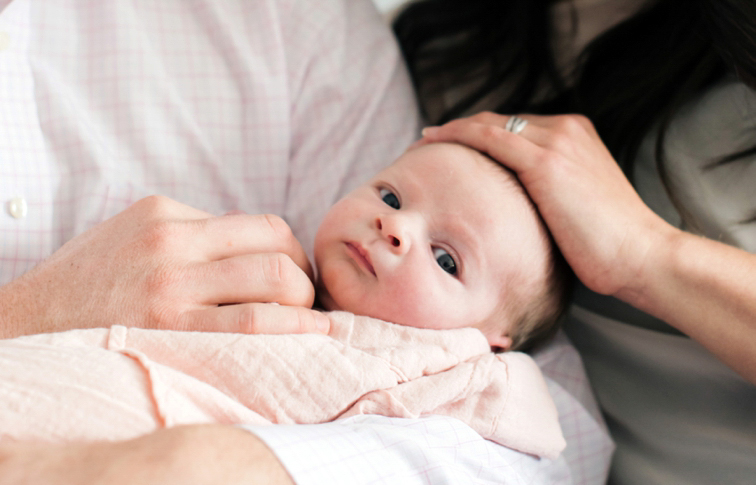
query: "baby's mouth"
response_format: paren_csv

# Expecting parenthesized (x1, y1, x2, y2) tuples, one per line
(345, 242, 376, 276)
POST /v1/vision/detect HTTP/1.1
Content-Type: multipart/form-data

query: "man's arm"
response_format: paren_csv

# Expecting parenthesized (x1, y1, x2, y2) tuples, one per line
(0, 197, 330, 339)
(0, 425, 293, 485)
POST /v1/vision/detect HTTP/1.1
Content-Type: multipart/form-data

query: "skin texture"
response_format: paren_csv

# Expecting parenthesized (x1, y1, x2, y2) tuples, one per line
(421, 112, 756, 383)
(0, 144, 550, 481)
(314, 142, 552, 349)
(0, 195, 330, 339)
(0, 425, 295, 485)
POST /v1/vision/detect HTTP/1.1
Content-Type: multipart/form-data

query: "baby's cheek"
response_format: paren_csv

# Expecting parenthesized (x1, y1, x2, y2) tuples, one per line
(379, 281, 452, 329)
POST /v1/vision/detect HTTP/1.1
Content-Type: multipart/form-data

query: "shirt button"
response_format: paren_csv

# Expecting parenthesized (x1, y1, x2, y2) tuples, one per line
(0, 31, 11, 52)
(8, 196, 28, 219)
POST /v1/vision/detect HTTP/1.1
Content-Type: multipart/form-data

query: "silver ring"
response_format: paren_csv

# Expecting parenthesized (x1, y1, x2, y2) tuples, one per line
(505, 116, 528, 135)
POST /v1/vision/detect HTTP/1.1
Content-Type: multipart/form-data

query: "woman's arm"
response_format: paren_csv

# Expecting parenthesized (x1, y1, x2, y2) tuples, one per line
(626, 229, 756, 382)
(0, 425, 294, 485)
(421, 112, 756, 383)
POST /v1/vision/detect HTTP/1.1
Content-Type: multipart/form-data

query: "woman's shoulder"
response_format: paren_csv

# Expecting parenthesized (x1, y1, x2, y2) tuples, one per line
(662, 77, 756, 252)
(667, 77, 756, 159)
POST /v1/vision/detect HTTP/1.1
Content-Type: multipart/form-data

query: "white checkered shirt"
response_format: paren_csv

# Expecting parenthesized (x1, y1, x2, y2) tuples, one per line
(0, 0, 612, 483)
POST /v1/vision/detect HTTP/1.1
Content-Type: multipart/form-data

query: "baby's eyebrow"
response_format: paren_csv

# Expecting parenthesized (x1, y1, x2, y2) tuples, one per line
(441, 217, 481, 271)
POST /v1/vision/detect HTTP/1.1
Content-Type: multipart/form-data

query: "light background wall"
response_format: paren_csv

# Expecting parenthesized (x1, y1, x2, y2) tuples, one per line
(371, 0, 411, 18)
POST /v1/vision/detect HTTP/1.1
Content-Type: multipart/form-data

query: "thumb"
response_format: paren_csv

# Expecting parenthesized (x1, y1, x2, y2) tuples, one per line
(181, 303, 331, 335)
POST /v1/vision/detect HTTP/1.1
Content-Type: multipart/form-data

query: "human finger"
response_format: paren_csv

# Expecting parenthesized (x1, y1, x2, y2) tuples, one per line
(181, 303, 331, 335)
(456, 111, 596, 137)
(192, 213, 314, 280)
(421, 114, 539, 152)
(191, 252, 316, 307)
(504, 113, 602, 153)
(422, 113, 599, 153)
(411, 112, 517, 149)
(421, 117, 544, 174)
(130, 195, 215, 220)
(522, 112, 596, 134)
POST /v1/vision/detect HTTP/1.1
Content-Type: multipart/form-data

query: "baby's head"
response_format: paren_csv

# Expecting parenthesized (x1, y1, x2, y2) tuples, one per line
(314, 142, 571, 351)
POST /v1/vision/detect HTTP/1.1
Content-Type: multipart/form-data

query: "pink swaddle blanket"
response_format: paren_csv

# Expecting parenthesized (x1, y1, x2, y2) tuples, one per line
(0, 311, 565, 459)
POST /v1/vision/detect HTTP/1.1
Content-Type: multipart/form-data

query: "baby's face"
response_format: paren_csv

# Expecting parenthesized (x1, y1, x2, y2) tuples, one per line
(314, 143, 550, 349)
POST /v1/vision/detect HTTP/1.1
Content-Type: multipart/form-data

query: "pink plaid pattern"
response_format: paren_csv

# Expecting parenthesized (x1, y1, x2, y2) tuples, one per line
(0, 0, 418, 283)
(0, 0, 612, 483)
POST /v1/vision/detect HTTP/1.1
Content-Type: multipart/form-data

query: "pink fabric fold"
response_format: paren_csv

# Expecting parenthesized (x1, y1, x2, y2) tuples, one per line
(0, 311, 565, 459)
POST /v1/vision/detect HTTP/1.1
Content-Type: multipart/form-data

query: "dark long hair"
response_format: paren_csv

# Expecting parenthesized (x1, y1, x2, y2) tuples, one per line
(394, 0, 756, 177)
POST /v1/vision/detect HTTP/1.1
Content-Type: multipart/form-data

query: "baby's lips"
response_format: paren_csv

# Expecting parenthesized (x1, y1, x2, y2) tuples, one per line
(346, 242, 376, 276)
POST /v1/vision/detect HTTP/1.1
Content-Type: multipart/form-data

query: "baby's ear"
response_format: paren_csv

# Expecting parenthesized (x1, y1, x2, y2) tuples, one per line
(487, 333, 513, 352)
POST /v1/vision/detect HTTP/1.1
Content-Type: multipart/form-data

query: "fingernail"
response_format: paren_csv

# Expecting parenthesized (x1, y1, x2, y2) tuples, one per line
(421, 126, 439, 138)
(316, 313, 331, 334)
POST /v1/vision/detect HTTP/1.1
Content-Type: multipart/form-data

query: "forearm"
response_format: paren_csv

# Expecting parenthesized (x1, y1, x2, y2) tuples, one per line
(0, 425, 294, 485)
(619, 229, 756, 383)
(0, 276, 49, 340)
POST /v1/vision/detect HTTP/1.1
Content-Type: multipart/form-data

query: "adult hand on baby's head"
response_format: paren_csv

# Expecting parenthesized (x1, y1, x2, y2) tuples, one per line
(0, 196, 330, 338)
(420, 112, 679, 299)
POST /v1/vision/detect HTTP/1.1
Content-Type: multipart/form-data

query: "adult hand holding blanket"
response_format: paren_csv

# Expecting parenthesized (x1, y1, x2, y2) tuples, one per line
(0, 312, 565, 459)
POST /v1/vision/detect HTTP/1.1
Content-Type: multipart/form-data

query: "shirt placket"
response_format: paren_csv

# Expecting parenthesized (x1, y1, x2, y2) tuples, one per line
(0, 0, 58, 284)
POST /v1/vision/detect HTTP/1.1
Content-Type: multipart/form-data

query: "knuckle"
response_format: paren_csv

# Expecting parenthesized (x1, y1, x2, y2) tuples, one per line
(144, 298, 180, 331)
(480, 123, 505, 140)
(140, 220, 180, 252)
(288, 307, 318, 334)
(297, 309, 319, 334)
(261, 253, 313, 306)
(290, 309, 308, 334)
(568, 113, 594, 132)
(548, 132, 573, 153)
(264, 252, 288, 286)
(471, 111, 500, 124)
(144, 265, 182, 297)
(262, 214, 300, 256)
(237, 304, 262, 334)
(133, 195, 173, 215)
(262, 252, 300, 288)
(536, 150, 563, 169)
(554, 114, 586, 135)
(571, 113, 592, 127)
(262, 214, 293, 241)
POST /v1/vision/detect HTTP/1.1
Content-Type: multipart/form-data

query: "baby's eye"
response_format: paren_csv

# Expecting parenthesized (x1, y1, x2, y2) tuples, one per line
(433, 247, 457, 275)
(379, 188, 400, 210)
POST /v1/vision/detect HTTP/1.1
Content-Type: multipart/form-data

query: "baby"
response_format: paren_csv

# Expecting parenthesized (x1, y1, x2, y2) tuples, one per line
(314, 141, 571, 351)
(0, 143, 571, 459)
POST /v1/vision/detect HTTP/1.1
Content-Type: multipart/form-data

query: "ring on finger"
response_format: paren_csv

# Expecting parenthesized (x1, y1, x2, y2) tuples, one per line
(505, 115, 528, 135)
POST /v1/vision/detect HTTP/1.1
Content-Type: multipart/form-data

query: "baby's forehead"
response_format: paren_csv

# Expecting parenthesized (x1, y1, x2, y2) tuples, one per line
(405, 142, 524, 193)
(396, 141, 541, 233)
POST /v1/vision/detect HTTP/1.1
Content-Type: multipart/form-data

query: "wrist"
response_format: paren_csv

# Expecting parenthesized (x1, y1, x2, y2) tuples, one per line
(0, 280, 28, 339)
(0, 274, 53, 339)
(613, 219, 686, 311)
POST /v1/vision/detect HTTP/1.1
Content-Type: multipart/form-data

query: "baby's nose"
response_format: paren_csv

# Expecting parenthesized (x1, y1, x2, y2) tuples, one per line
(376, 214, 410, 253)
